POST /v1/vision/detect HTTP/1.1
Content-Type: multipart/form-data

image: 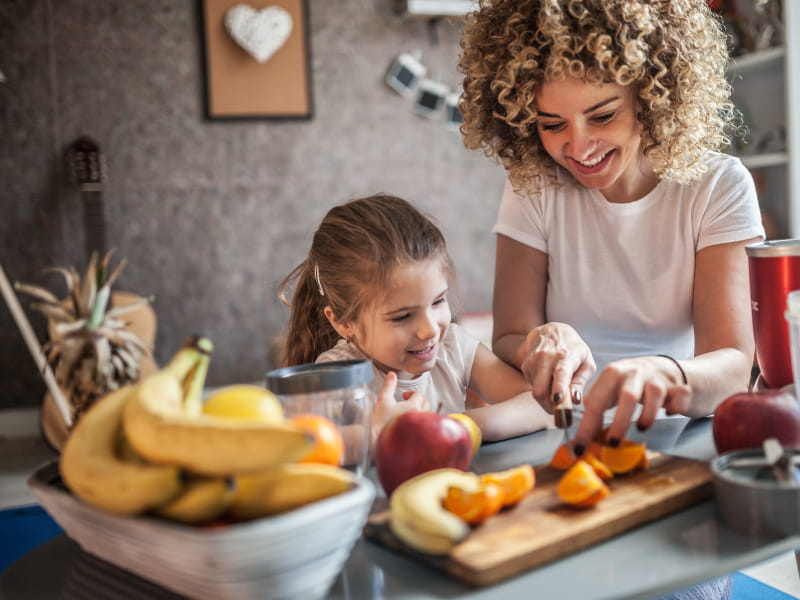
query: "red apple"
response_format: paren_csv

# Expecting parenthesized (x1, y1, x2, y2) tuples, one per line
(712, 388, 800, 454)
(374, 410, 473, 496)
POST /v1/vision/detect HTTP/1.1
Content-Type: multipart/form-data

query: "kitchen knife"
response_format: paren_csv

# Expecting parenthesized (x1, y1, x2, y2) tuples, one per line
(554, 392, 574, 453)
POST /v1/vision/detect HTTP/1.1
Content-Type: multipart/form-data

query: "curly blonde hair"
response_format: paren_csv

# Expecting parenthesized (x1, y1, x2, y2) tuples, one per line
(458, 0, 737, 192)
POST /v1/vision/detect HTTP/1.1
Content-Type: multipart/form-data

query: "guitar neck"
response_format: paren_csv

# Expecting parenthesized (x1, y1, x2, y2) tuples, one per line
(82, 188, 107, 258)
(66, 136, 107, 261)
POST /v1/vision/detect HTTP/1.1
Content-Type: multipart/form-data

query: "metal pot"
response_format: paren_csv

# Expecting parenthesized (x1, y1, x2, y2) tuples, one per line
(711, 446, 800, 536)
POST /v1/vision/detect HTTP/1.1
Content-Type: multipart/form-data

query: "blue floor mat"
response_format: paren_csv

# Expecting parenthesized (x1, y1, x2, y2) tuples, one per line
(0, 504, 63, 573)
(732, 572, 798, 600)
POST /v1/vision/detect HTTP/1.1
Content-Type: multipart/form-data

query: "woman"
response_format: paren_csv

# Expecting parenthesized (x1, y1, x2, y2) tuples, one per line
(458, 0, 764, 452)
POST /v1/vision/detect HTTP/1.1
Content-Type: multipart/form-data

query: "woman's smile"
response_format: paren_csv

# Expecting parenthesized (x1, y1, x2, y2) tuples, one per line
(570, 149, 614, 175)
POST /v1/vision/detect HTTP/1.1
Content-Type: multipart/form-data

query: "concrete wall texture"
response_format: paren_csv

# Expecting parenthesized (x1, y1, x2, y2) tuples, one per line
(0, 0, 506, 409)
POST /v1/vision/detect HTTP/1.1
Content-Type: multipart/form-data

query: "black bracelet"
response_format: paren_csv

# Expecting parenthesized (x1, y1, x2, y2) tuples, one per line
(656, 354, 688, 385)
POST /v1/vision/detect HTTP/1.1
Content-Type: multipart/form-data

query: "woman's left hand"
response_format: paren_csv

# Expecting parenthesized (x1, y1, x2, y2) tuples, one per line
(573, 355, 692, 449)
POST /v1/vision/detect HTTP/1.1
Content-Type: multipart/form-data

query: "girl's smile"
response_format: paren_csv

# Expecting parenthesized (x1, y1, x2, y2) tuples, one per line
(353, 257, 451, 379)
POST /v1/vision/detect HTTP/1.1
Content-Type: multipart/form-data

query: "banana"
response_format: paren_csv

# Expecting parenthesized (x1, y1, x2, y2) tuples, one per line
(229, 463, 356, 520)
(123, 336, 313, 476)
(389, 468, 480, 555)
(154, 476, 236, 524)
(59, 385, 182, 515)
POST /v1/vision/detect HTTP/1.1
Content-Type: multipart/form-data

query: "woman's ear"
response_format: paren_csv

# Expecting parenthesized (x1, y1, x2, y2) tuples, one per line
(323, 306, 356, 340)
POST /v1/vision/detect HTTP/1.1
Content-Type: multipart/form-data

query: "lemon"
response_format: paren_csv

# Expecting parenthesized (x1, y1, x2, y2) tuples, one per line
(449, 413, 482, 456)
(202, 385, 284, 423)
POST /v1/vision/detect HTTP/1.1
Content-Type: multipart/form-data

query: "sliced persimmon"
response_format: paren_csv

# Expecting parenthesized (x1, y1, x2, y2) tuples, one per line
(557, 459, 610, 507)
(600, 440, 648, 474)
(550, 443, 577, 470)
(442, 481, 504, 524)
(480, 464, 535, 506)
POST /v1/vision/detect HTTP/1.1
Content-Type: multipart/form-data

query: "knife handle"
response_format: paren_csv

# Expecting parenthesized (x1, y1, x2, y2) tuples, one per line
(554, 393, 573, 429)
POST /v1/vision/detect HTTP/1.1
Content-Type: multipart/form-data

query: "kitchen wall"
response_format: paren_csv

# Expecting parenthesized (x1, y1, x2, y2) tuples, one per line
(0, 0, 506, 409)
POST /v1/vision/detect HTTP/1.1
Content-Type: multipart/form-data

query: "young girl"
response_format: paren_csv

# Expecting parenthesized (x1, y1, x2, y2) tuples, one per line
(279, 194, 553, 445)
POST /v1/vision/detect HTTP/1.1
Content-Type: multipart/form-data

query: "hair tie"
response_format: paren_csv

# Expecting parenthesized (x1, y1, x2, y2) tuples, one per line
(656, 354, 688, 385)
(313, 263, 325, 296)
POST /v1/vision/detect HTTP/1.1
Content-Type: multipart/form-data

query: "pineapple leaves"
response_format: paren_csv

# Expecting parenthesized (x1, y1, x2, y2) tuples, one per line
(16, 250, 152, 422)
(13, 282, 60, 305)
(86, 285, 111, 331)
(78, 253, 99, 319)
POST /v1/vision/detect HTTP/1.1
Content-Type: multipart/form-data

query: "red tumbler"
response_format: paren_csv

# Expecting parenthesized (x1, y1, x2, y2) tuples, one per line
(746, 240, 800, 389)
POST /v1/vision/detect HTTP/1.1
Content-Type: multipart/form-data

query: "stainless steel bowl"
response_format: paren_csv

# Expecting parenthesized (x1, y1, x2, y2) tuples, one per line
(711, 447, 800, 537)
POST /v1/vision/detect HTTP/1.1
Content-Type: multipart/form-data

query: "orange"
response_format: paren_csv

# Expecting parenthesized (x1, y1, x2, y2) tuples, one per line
(480, 464, 535, 507)
(442, 481, 504, 524)
(290, 414, 345, 466)
(584, 453, 614, 481)
(550, 443, 577, 470)
(557, 459, 610, 507)
(600, 440, 648, 475)
(570, 486, 611, 507)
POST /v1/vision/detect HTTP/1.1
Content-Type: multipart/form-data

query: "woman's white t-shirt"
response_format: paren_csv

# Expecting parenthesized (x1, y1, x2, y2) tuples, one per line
(493, 151, 765, 379)
(315, 323, 480, 415)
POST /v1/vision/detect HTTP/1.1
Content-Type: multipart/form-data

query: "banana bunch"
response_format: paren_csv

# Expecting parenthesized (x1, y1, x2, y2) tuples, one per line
(389, 468, 481, 555)
(59, 336, 356, 524)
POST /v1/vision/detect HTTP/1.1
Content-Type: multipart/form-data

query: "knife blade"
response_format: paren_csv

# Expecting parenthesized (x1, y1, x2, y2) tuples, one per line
(554, 392, 574, 455)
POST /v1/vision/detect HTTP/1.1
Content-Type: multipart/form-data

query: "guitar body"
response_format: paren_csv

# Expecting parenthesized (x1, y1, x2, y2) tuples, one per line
(41, 137, 159, 452)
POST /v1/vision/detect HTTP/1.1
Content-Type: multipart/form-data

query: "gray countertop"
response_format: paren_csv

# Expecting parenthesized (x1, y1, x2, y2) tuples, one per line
(1, 417, 798, 600)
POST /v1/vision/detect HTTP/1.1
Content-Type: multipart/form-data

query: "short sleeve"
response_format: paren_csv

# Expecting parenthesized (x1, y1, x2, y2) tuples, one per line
(492, 179, 549, 253)
(443, 324, 481, 389)
(695, 155, 765, 251)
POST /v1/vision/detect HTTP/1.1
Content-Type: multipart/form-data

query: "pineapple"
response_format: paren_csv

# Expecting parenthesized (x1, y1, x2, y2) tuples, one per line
(16, 251, 152, 424)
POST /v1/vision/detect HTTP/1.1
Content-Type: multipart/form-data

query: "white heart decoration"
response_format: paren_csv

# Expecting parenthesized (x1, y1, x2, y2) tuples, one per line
(224, 5, 293, 64)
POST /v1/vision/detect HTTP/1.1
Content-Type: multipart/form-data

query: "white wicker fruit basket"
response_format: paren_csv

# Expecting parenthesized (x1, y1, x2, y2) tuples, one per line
(28, 461, 375, 600)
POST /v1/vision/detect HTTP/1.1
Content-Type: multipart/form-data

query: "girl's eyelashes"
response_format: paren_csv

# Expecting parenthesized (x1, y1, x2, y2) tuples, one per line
(390, 313, 410, 322)
(433, 296, 447, 307)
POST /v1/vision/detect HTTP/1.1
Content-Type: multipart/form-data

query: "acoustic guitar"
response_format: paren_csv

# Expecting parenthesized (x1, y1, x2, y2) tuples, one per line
(41, 137, 158, 451)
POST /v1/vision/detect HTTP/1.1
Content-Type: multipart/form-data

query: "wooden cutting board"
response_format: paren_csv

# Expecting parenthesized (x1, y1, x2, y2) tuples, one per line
(363, 451, 713, 587)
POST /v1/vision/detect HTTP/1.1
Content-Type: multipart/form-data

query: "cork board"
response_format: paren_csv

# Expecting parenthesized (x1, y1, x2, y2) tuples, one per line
(200, 0, 312, 119)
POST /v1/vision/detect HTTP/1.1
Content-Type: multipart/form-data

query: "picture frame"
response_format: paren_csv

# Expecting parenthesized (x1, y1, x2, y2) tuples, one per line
(199, 0, 313, 120)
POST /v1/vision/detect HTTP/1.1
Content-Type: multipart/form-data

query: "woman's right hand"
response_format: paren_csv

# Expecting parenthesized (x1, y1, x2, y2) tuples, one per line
(520, 322, 596, 412)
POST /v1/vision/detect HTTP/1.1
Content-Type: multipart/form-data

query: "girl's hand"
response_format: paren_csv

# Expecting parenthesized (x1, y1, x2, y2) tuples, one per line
(573, 356, 693, 449)
(521, 322, 596, 412)
(370, 373, 431, 450)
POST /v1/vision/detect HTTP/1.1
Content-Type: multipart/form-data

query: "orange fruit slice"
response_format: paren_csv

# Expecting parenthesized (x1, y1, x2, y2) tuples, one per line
(600, 440, 648, 474)
(557, 459, 610, 507)
(570, 485, 610, 507)
(584, 453, 614, 481)
(550, 443, 577, 470)
(586, 441, 603, 459)
(442, 481, 504, 524)
(480, 464, 535, 507)
(290, 414, 345, 466)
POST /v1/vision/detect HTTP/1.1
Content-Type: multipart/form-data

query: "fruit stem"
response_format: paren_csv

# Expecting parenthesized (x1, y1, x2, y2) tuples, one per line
(163, 336, 213, 383)
(182, 350, 210, 415)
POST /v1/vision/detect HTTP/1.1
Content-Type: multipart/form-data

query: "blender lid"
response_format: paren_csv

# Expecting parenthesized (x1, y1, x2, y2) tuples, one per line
(746, 239, 800, 257)
(265, 359, 374, 393)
